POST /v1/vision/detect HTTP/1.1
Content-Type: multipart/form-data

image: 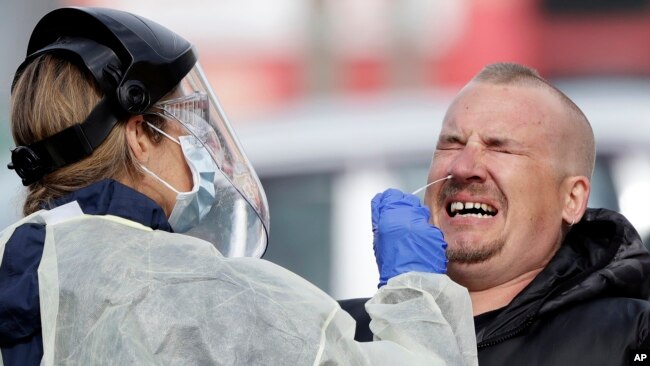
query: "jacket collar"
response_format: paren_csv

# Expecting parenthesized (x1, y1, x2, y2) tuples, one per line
(48, 179, 172, 232)
(477, 208, 650, 343)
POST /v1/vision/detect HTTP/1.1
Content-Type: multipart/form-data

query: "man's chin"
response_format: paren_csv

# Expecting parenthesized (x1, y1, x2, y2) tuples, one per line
(448, 251, 493, 265)
(447, 240, 504, 265)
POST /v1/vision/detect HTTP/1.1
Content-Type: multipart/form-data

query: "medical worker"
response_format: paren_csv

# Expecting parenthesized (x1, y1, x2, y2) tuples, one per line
(0, 7, 476, 365)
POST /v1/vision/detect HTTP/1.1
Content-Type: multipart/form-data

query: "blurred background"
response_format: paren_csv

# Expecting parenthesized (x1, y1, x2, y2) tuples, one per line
(1, 0, 649, 299)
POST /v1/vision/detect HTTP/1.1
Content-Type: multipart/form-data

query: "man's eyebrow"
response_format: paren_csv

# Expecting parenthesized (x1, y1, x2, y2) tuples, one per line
(485, 136, 508, 146)
(484, 136, 524, 149)
(437, 134, 525, 149)
(438, 133, 464, 143)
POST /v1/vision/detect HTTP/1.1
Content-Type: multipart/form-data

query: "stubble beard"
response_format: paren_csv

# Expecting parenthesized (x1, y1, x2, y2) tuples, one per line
(446, 237, 505, 264)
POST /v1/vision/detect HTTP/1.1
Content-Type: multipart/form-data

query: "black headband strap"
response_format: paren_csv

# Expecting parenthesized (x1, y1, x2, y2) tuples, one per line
(8, 97, 120, 186)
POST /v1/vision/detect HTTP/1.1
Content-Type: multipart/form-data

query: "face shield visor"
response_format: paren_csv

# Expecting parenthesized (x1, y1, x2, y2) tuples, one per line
(148, 63, 269, 258)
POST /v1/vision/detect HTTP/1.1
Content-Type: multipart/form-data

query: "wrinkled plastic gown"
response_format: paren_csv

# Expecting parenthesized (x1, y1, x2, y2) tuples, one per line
(0, 210, 477, 366)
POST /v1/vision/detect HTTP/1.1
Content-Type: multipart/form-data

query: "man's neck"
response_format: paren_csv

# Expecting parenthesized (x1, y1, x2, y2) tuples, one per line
(467, 268, 544, 316)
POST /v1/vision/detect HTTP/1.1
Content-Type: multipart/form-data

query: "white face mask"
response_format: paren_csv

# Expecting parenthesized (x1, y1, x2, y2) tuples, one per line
(141, 123, 217, 232)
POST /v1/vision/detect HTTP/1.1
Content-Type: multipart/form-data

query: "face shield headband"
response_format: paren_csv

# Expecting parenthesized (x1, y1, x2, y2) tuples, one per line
(149, 63, 269, 258)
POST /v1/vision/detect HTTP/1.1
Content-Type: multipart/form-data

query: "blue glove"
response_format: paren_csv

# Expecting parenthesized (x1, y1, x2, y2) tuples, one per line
(372, 188, 447, 288)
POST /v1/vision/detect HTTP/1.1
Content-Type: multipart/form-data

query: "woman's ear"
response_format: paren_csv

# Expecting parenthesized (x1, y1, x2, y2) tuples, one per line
(124, 116, 152, 163)
(562, 176, 590, 226)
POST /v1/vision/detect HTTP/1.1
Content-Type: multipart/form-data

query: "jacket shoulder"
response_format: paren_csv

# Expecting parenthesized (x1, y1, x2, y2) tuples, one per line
(479, 297, 650, 366)
(0, 222, 47, 366)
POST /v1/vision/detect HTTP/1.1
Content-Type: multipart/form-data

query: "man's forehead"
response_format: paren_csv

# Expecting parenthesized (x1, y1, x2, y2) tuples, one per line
(441, 82, 565, 137)
(439, 112, 542, 140)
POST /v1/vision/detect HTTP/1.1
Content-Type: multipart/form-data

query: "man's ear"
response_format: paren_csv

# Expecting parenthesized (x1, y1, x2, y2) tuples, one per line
(562, 176, 590, 225)
(124, 116, 152, 163)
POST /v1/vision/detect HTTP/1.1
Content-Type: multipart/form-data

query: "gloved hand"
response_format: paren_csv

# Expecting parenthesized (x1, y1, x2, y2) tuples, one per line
(372, 188, 447, 288)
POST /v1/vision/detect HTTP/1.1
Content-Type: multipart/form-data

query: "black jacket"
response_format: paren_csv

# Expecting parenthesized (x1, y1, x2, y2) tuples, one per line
(340, 208, 650, 366)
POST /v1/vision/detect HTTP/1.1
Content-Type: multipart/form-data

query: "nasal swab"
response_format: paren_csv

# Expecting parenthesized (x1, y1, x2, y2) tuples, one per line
(411, 175, 452, 195)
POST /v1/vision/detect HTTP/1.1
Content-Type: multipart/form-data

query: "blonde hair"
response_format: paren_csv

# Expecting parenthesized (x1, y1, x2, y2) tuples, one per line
(10, 54, 157, 215)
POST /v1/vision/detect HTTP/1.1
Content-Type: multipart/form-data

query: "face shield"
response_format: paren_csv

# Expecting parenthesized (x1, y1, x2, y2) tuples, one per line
(148, 63, 269, 258)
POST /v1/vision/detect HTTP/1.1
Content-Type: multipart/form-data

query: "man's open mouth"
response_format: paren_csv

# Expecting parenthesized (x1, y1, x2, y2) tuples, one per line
(447, 201, 497, 218)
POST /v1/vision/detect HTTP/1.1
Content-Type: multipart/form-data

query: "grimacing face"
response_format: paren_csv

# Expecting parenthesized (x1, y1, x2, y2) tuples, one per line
(424, 82, 570, 282)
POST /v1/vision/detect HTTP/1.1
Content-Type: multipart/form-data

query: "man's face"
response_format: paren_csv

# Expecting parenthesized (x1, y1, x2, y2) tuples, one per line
(424, 82, 568, 282)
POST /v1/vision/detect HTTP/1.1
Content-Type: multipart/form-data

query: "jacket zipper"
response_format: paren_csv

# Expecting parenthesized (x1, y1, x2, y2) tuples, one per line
(477, 316, 535, 349)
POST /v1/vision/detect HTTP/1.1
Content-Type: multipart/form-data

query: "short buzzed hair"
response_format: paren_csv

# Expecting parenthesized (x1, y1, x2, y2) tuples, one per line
(472, 62, 595, 179)
(474, 62, 543, 84)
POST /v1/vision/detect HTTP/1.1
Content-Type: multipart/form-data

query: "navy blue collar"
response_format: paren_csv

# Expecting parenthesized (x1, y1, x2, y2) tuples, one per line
(48, 179, 172, 232)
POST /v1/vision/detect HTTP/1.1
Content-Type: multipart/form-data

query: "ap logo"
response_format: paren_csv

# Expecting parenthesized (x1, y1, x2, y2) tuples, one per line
(631, 351, 650, 365)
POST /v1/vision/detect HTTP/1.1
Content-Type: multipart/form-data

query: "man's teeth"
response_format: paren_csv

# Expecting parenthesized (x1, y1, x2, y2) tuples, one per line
(449, 201, 496, 217)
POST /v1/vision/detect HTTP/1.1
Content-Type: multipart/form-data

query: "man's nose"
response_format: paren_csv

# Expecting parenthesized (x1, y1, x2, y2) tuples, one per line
(447, 145, 487, 183)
